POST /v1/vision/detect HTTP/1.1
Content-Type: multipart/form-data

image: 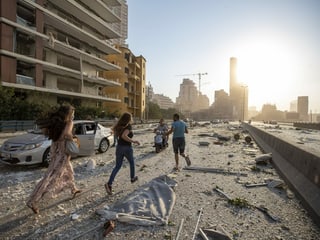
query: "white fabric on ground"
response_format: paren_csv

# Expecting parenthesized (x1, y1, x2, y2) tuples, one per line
(96, 175, 177, 226)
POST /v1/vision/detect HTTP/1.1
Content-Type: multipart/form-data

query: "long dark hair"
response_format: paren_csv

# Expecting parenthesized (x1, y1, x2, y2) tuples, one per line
(113, 112, 132, 136)
(36, 104, 74, 141)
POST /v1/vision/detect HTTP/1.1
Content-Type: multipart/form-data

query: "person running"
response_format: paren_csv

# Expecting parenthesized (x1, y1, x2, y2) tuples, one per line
(166, 113, 191, 171)
(105, 112, 140, 195)
(26, 104, 81, 214)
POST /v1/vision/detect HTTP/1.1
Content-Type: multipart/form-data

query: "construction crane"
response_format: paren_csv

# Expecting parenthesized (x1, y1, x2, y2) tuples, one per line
(176, 72, 208, 94)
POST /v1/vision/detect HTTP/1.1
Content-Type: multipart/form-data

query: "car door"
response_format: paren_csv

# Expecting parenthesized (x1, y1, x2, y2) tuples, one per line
(74, 122, 96, 156)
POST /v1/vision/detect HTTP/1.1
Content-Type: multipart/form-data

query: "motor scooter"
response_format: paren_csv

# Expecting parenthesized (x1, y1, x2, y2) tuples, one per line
(154, 130, 168, 153)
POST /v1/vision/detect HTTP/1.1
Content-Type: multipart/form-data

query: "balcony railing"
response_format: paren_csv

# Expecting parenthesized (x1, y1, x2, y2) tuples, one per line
(16, 16, 36, 30)
(16, 74, 35, 86)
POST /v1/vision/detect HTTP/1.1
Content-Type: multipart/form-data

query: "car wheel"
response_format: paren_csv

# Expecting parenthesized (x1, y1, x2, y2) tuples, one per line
(98, 138, 109, 153)
(42, 148, 51, 167)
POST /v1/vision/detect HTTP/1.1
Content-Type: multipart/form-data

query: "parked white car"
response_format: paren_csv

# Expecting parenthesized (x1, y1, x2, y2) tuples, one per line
(0, 120, 114, 166)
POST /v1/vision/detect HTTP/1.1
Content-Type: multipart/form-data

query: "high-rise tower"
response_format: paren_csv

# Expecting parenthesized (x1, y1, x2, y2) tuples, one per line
(297, 96, 309, 121)
(229, 57, 248, 121)
(229, 57, 238, 97)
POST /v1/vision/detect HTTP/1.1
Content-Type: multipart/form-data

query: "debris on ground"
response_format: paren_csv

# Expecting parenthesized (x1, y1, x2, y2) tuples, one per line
(245, 179, 285, 189)
(103, 220, 115, 237)
(192, 208, 203, 240)
(202, 225, 232, 240)
(244, 135, 252, 144)
(185, 166, 248, 176)
(214, 186, 280, 222)
(175, 218, 184, 240)
(255, 153, 272, 165)
(199, 141, 210, 146)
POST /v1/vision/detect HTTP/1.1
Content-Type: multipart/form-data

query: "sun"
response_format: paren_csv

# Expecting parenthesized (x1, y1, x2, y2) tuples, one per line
(236, 39, 298, 109)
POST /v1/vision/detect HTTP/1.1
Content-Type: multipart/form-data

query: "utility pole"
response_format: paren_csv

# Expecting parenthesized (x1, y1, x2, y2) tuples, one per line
(241, 85, 248, 121)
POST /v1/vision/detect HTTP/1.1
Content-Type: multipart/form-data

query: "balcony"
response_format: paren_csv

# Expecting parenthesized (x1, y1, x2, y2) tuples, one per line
(78, 0, 121, 23)
(128, 74, 140, 81)
(101, 0, 121, 6)
(0, 49, 119, 89)
(43, 39, 120, 71)
(16, 16, 36, 31)
(129, 61, 140, 69)
(16, 74, 35, 86)
(47, 0, 120, 37)
(1, 81, 121, 103)
(21, 0, 120, 55)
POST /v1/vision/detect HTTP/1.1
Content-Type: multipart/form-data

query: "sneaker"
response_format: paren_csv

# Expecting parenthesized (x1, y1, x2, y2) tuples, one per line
(131, 176, 138, 183)
(185, 155, 191, 166)
(105, 183, 112, 195)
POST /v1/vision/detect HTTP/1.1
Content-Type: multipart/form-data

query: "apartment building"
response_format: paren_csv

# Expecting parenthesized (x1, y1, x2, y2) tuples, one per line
(0, 0, 126, 108)
(101, 45, 146, 120)
(297, 96, 309, 121)
(175, 78, 209, 117)
(151, 94, 174, 110)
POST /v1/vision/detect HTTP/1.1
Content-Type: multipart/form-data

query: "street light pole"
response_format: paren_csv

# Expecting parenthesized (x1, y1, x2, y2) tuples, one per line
(241, 85, 247, 122)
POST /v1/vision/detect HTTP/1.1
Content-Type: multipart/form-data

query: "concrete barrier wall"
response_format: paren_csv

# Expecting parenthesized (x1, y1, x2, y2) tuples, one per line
(294, 122, 320, 130)
(244, 123, 320, 225)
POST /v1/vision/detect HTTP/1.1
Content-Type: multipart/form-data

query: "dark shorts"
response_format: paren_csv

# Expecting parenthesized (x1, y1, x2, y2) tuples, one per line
(172, 137, 185, 154)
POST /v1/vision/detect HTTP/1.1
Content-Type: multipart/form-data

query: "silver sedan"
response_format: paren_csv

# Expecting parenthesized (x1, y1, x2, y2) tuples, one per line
(0, 120, 114, 166)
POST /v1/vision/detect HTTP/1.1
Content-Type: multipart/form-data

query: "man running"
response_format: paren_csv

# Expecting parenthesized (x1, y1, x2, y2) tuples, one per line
(166, 113, 191, 171)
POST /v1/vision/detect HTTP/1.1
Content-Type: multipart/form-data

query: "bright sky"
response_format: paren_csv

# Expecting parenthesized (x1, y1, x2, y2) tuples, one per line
(127, 0, 320, 112)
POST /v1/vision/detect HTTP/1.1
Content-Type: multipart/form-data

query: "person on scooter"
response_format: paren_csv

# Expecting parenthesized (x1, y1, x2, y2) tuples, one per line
(153, 118, 169, 147)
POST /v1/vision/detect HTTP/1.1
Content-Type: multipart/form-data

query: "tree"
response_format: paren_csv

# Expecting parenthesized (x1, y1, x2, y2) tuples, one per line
(0, 86, 16, 120)
(148, 102, 162, 119)
(0, 86, 115, 121)
(160, 107, 183, 119)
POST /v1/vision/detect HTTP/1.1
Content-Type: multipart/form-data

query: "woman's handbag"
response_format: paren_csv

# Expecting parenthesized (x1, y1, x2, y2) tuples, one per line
(65, 137, 80, 157)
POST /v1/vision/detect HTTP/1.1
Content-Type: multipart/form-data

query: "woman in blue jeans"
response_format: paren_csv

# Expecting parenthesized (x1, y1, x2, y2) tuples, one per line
(105, 112, 140, 195)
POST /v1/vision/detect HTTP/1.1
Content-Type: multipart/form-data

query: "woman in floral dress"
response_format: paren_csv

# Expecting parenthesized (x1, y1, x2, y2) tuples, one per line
(26, 104, 81, 214)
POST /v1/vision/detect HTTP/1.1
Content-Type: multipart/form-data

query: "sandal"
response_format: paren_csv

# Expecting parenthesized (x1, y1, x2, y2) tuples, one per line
(105, 183, 112, 195)
(71, 189, 82, 199)
(185, 155, 191, 166)
(27, 202, 39, 214)
(173, 166, 181, 172)
(131, 176, 138, 183)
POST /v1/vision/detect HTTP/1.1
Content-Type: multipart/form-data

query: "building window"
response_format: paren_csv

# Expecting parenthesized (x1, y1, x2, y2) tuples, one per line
(124, 97, 129, 104)
(124, 67, 129, 74)
(124, 53, 130, 62)
(16, 31, 35, 57)
(124, 82, 129, 90)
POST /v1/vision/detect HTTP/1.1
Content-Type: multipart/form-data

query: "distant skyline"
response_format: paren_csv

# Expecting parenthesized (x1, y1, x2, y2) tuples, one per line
(127, 0, 320, 112)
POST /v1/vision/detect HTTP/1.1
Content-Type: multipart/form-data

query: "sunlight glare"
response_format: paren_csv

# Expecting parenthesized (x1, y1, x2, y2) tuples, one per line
(236, 39, 298, 109)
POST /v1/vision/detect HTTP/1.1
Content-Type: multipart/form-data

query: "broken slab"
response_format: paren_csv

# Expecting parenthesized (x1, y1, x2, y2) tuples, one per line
(202, 225, 232, 240)
(245, 179, 285, 189)
(185, 166, 248, 177)
(199, 141, 210, 146)
(255, 153, 272, 165)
